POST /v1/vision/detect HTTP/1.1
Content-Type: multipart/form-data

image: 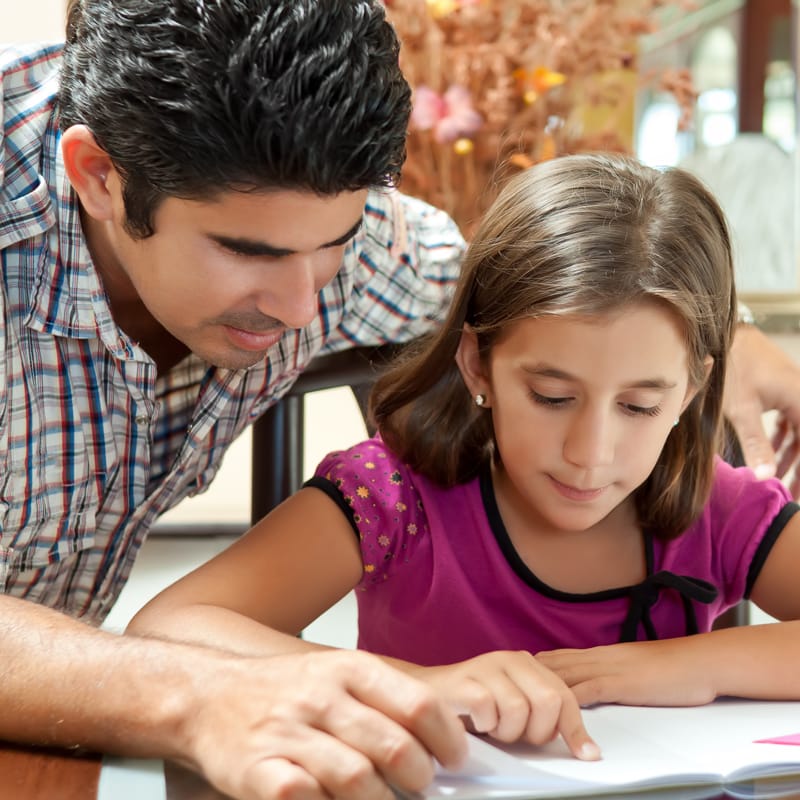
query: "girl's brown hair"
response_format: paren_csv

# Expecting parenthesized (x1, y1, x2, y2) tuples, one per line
(371, 153, 736, 540)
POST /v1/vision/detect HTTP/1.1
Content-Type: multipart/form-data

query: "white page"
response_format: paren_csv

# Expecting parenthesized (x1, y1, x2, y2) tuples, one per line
(427, 700, 800, 799)
(515, 702, 800, 786)
(424, 734, 603, 799)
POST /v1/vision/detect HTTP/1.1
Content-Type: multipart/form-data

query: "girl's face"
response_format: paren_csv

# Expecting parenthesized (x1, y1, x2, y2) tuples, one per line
(457, 301, 702, 535)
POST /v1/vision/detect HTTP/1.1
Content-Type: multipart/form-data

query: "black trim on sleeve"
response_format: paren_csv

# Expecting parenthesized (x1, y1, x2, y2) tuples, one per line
(302, 476, 360, 541)
(744, 501, 800, 598)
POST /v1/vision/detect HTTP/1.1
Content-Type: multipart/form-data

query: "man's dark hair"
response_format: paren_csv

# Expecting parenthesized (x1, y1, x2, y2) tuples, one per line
(59, 0, 412, 238)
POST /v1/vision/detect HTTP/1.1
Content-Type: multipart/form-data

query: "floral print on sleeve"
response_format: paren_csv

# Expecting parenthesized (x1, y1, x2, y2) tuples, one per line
(313, 439, 429, 588)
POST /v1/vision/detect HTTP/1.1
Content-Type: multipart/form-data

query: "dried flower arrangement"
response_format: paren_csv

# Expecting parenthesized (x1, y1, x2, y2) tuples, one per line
(384, 0, 696, 234)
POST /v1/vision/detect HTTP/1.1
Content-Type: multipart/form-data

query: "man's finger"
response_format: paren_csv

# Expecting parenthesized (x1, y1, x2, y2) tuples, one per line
(242, 757, 327, 800)
(733, 416, 777, 479)
(347, 658, 468, 774)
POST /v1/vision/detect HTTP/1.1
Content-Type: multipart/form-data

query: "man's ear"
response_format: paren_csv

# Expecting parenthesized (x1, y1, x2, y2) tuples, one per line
(61, 124, 119, 222)
(455, 325, 491, 406)
(681, 355, 715, 414)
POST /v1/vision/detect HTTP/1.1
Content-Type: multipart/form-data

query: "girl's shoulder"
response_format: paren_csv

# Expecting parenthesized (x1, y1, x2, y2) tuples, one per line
(703, 458, 797, 557)
(313, 436, 409, 486)
(312, 436, 435, 586)
(312, 436, 427, 537)
(661, 458, 798, 604)
(708, 457, 793, 513)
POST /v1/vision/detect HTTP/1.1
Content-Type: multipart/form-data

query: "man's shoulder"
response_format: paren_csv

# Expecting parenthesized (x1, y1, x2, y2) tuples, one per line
(2, 42, 63, 135)
(0, 43, 64, 108)
(363, 188, 462, 234)
(1, 43, 63, 246)
(360, 187, 466, 263)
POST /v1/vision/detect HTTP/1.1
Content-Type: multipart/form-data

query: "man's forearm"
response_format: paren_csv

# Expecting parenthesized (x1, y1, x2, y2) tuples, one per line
(0, 594, 469, 800)
(0, 594, 212, 761)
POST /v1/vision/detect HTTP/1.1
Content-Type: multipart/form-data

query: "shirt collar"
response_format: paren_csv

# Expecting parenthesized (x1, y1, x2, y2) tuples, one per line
(24, 116, 134, 359)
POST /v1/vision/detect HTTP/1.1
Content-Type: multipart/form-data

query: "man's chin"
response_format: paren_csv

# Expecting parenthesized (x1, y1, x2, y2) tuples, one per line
(196, 345, 271, 370)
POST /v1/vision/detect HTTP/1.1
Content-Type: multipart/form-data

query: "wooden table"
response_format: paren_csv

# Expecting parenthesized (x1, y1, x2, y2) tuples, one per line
(0, 743, 231, 799)
(0, 744, 101, 799)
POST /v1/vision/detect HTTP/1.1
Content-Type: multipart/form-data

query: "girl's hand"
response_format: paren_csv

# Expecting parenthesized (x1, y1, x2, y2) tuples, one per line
(410, 650, 600, 761)
(537, 638, 717, 708)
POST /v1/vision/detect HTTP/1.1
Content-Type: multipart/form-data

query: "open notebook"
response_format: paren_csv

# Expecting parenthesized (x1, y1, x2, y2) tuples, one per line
(414, 699, 800, 799)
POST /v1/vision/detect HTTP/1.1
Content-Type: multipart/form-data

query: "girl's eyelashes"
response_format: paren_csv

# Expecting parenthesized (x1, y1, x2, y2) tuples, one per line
(530, 391, 663, 418)
(621, 403, 663, 417)
(530, 391, 572, 408)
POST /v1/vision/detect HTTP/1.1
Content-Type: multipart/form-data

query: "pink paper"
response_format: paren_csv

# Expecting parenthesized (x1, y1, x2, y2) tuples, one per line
(755, 733, 800, 746)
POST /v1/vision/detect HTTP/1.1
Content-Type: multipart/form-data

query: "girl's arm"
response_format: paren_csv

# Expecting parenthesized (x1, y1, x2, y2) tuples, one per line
(128, 486, 599, 759)
(538, 511, 800, 706)
(128, 486, 364, 656)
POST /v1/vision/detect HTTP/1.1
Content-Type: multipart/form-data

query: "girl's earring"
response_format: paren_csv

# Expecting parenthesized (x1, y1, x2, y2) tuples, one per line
(673, 417, 680, 427)
(475, 393, 487, 408)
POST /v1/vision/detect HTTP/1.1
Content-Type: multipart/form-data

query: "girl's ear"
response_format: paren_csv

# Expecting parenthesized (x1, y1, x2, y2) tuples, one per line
(681, 355, 715, 414)
(455, 325, 491, 405)
(61, 124, 119, 222)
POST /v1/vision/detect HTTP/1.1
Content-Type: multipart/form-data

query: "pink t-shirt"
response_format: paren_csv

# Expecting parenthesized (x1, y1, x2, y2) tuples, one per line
(309, 438, 795, 666)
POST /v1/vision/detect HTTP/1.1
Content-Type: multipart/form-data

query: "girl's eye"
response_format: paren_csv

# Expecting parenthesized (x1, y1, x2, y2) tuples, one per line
(531, 391, 572, 408)
(622, 403, 662, 417)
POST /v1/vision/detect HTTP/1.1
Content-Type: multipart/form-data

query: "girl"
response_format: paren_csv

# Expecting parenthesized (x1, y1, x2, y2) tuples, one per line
(129, 153, 800, 761)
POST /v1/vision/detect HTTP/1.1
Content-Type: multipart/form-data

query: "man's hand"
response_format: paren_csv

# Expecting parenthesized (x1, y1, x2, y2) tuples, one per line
(0, 597, 465, 800)
(408, 650, 600, 761)
(725, 324, 800, 497)
(185, 649, 468, 800)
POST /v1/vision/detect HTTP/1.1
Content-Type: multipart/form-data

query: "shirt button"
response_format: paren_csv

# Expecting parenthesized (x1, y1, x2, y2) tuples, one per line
(135, 414, 149, 425)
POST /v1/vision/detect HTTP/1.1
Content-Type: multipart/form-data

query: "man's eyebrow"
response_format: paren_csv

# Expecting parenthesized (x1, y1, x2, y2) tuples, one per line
(324, 218, 364, 247)
(209, 218, 364, 258)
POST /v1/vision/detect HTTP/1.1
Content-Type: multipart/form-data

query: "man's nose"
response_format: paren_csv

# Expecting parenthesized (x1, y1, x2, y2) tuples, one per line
(255, 254, 320, 330)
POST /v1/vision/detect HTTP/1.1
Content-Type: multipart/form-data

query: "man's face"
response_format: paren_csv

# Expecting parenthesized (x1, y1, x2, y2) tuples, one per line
(97, 183, 368, 369)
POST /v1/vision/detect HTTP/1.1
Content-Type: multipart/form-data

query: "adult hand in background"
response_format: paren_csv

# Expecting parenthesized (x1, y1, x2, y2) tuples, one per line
(724, 324, 800, 497)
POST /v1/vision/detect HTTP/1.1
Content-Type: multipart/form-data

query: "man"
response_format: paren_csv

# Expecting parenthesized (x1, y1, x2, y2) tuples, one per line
(724, 314, 800, 498)
(1, 0, 799, 798)
(1, 1, 467, 797)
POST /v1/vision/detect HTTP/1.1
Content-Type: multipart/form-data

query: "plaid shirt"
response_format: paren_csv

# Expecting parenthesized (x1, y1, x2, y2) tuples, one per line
(0, 44, 465, 624)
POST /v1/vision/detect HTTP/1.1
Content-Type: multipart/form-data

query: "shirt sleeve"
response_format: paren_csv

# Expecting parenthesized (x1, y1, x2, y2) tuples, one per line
(306, 438, 431, 587)
(706, 459, 797, 605)
(320, 189, 465, 352)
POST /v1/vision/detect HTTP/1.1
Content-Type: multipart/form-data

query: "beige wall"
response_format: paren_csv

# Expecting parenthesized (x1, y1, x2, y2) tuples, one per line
(3, 0, 68, 42)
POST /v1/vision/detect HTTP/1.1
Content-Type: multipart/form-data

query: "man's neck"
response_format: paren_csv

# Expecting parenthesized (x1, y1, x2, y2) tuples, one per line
(80, 207, 191, 374)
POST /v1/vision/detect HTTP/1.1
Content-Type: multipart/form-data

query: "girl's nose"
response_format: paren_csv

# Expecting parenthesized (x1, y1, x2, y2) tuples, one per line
(562, 410, 616, 469)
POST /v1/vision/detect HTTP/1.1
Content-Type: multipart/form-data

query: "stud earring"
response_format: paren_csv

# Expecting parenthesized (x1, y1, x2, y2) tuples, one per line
(475, 393, 487, 408)
(673, 417, 680, 427)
